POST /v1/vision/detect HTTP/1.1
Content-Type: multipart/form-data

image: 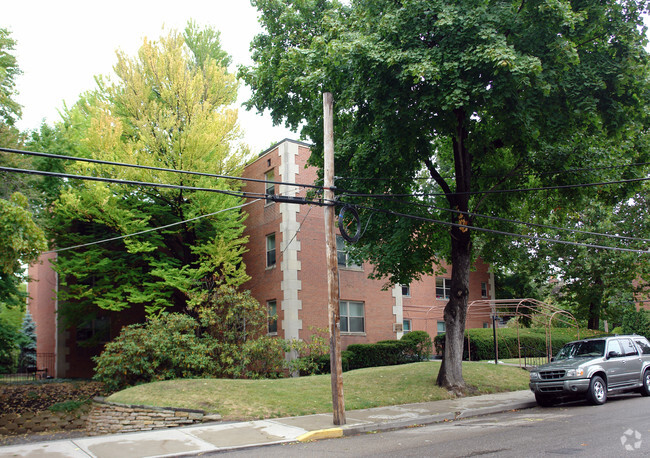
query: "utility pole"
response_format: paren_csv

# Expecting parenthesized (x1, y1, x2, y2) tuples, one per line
(323, 92, 346, 425)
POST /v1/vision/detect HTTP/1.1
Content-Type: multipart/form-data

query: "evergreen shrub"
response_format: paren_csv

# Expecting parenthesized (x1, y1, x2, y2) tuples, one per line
(93, 313, 216, 391)
(434, 327, 601, 361)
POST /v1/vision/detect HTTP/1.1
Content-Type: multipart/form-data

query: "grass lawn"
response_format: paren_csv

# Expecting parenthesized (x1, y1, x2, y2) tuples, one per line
(107, 361, 530, 421)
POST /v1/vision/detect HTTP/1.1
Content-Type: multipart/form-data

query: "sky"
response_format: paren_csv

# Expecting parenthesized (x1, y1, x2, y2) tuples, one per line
(3, 0, 298, 155)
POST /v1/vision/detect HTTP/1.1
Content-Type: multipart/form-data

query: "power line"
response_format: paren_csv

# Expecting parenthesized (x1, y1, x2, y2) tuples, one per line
(341, 195, 650, 244)
(0, 165, 334, 207)
(47, 200, 262, 254)
(0, 165, 254, 198)
(0, 147, 330, 191)
(335, 161, 650, 183)
(338, 175, 650, 199)
(353, 203, 650, 254)
(280, 205, 314, 259)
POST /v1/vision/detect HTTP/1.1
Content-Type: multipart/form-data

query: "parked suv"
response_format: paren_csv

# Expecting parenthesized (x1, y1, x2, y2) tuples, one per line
(529, 335, 650, 406)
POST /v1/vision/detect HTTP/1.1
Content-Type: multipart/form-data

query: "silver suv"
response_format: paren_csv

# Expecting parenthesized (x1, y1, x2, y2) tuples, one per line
(529, 335, 650, 406)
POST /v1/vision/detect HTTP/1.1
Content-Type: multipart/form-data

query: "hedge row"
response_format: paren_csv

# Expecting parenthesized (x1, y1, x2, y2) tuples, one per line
(433, 327, 603, 361)
(311, 330, 433, 374)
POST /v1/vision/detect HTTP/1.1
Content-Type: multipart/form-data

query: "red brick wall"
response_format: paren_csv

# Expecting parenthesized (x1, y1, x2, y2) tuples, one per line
(241, 145, 285, 337)
(28, 253, 58, 369)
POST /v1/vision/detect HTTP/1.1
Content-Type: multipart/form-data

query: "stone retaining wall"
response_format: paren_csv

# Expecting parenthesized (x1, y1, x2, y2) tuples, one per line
(0, 400, 221, 437)
(85, 398, 221, 435)
(0, 407, 90, 436)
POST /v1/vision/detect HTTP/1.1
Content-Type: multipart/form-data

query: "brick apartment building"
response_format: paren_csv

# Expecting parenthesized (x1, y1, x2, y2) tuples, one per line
(240, 139, 495, 346)
(28, 139, 494, 378)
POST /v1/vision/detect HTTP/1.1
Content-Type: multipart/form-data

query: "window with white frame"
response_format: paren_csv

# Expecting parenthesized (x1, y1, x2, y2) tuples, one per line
(264, 169, 274, 204)
(266, 233, 276, 267)
(401, 284, 410, 297)
(437, 320, 446, 335)
(436, 278, 451, 300)
(403, 319, 412, 333)
(265, 170, 274, 195)
(267, 300, 277, 335)
(340, 300, 365, 333)
(481, 282, 488, 298)
(336, 235, 361, 268)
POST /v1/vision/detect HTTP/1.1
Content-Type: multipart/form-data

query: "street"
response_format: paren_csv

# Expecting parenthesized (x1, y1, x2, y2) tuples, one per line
(215, 394, 650, 457)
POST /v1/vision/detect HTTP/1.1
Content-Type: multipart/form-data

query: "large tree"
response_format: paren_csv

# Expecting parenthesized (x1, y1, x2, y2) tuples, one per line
(500, 187, 650, 330)
(51, 24, 250, 328)
(241, 0, 650, 390)
(0, 28, 47, 312)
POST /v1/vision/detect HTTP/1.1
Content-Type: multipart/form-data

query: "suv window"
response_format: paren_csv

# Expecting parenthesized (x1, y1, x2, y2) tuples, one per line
(556, 340, 605, 360)
(619, 338, 638, 356)
(607, 339, 623, 358)
(634, 337, 650, 355)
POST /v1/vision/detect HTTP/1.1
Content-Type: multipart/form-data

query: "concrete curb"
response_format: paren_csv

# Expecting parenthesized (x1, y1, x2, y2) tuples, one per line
(312, 401, 537, 442)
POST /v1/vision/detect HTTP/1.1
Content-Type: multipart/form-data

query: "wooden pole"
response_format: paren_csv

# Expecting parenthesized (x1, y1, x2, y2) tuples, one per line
(323, 92, 346, 425)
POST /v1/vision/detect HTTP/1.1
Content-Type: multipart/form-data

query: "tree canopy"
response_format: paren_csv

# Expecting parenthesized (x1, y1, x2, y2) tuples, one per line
(50, 24, 250, 327)
(242, 0, 650, 389)
(0, 27, 22, 127)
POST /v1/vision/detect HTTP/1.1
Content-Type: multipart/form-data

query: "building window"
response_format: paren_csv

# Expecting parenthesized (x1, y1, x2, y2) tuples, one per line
(340, 300, 365, 333)
(266, 233, 276, 267)
(481, 282, 488, 298)
(436, 278, 451, 300)
(76, 316, 111, 344)
(402, 284, 410, 297)
(267, 300, 277, 335)
(437, 320, 446, 335)
(336, 235, 361, 268)
(483, 322, 490, 329)
(265, 170, 274, 204)
(403, 319, 412, 333)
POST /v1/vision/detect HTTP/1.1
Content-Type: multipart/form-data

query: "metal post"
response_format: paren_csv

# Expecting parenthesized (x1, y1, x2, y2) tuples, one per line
(492, 314, 498, 365)
(323, 92, 346, 425)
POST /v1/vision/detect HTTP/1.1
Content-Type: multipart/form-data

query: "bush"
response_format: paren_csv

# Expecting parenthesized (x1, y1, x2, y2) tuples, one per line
(346, 340, 417, 370)
(434, 327, 602, 361)
(309, 332, 433, 374)
(93, 313, 216, 391)
(48, 399, 90, 413)
(400, 331, 433, 361)
(309, 351, 353, 375)
(621, 308, 650, 339)
(0, 315, 19, 374)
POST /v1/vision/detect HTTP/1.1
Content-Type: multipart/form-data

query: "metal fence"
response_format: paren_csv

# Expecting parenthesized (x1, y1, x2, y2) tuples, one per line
(0, 353, 55, 383)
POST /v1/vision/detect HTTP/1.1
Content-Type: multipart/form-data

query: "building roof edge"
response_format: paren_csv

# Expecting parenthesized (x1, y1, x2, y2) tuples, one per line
(258, 138, 312, 158)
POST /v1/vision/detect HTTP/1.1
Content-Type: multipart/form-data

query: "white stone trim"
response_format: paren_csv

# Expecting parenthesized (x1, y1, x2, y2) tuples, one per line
(392, 285, 404, 339)
(278, 141, 302, 342)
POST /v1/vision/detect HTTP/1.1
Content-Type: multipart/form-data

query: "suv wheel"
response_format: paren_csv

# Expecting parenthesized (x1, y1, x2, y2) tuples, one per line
(587, 375, 607, 405)
(640, 369, 650, 397)
(535, 393, 555, 407)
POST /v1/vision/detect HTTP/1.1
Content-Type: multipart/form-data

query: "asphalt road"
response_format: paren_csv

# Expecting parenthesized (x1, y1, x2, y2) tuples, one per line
(215, 393, 650, 457)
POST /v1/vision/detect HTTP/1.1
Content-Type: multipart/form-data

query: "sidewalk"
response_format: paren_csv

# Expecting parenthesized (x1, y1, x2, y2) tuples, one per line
(0, 390, 536, 457)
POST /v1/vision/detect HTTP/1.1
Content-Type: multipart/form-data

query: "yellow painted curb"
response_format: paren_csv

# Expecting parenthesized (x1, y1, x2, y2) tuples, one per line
(297, 428, 344, 442)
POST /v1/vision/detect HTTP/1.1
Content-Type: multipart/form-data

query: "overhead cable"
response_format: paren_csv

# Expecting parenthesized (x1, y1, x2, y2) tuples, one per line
(335, 161, 650, 182)
(341, 195, 650, 244)
(47, 200, 262, 254)
(339, 175, 650, 198)
(0, 147, 330, 191)
(0, 166, 334, 206)
(353, 203, 650, 254)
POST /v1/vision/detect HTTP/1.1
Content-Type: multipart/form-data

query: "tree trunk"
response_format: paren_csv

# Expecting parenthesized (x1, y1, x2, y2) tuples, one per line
(587, 278, 603, 330)
(587, 301, 601, 330)
(436, 228, 471, 391)
(436, 108, 472, 392)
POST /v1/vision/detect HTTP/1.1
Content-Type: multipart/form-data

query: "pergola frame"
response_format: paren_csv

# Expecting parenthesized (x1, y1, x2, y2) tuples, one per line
(404, 299, 580, 367)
